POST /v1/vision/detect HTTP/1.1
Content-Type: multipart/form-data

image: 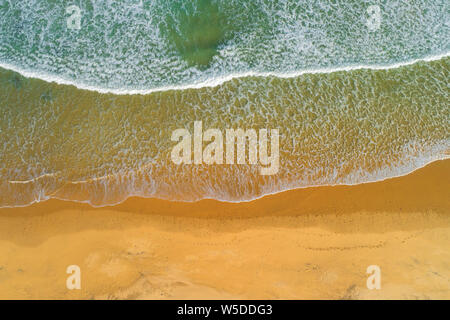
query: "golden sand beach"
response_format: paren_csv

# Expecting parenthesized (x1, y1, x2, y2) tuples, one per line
(0, 159, 449, 300)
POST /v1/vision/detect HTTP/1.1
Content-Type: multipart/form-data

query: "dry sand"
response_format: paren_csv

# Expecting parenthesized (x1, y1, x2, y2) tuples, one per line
(0, 159, 449, 299)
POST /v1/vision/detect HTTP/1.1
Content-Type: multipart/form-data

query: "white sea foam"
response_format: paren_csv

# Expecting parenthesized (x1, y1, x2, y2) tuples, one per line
(0, 52, 448, 95)
(1, 0, 448, 94)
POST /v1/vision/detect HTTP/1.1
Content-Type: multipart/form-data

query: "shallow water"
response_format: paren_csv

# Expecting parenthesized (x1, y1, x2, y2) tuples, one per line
(0, 57, 448, 206)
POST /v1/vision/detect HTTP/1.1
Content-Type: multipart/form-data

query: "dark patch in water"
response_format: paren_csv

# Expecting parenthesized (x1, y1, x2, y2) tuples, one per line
(162, 0, 231, 68)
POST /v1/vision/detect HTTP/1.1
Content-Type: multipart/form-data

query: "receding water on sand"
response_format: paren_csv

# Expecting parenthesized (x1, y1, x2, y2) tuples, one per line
(0, 57, 448, 207)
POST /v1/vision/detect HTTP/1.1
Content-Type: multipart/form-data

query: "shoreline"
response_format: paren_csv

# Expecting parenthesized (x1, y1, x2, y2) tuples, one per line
(0, 159, 448, 299)
(2, 151, 449, 209)
(2, 157, 449, 215)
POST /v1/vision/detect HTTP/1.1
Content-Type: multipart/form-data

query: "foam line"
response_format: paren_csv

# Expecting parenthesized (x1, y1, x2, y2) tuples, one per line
(1, 152, 448, 209)
(0, 52, 448, 95)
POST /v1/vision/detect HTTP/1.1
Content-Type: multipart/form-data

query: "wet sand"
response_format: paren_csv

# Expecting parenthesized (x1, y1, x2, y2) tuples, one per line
(0, 159, 449, 299)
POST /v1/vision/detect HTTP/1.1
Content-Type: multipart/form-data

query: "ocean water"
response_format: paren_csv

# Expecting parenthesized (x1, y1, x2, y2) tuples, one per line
(0, 0, 448, 206)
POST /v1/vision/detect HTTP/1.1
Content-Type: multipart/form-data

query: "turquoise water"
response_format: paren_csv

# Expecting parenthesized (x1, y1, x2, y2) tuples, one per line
(0, 0, 448, 91)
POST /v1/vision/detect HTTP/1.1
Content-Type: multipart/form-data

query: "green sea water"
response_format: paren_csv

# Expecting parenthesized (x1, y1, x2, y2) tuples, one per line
(0, 0, 448, 90)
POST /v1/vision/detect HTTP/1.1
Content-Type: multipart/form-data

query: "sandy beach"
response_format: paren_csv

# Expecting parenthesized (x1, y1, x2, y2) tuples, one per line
(0, 159, 448, 299)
